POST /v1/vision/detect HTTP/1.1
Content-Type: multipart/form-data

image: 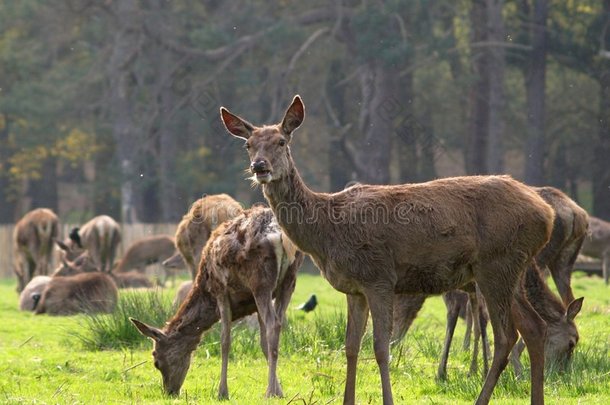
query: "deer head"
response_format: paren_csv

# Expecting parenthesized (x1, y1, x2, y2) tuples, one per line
(220, 95, 305, 184)
(130, 318, 192, 396)
(545, 297, 584, 370)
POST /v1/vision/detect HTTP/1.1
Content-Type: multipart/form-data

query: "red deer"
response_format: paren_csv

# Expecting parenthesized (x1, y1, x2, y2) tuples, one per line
(13, 208, 59, 292)
(53, 253, 153, 289)
(162, 194, 242, 279)
(59, 215, 121, 273)
(35, 272, 118, 315)
(580, 216, 610, 284)
(114, 235, 178, 286)
(131, 206, 304, 399)
(19, 275, 51, 311)
(221, 95, 554, 405)
(393, 187, 586, 379)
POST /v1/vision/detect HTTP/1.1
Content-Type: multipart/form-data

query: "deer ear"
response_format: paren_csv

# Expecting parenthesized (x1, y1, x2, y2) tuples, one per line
(220, 108, 254, 140)
(56, 240, 70, 251)
(281, 95, 305, 136)
(566, 297, 584, 321)
(130, 318, 167, 342)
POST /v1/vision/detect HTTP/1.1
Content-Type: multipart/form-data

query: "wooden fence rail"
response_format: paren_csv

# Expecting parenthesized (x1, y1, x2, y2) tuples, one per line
(0, 223, 177, 279)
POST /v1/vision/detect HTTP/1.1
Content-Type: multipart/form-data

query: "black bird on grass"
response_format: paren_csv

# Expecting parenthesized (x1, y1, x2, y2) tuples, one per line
(295, 294, 317, 312)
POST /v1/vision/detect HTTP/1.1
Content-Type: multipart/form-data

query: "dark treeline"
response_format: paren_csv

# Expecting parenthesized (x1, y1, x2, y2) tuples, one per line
(0, 0, 608, 223)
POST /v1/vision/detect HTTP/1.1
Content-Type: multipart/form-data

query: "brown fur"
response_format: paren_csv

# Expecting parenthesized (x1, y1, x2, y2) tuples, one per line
(580, 216, 610, 284)
(165, 194, 242, 279)
(53, 253, 153, 289)
(13, 208, 59, 292)
(35, 272, 118, 315)
(131, 206, 304, 399)
(534, 187, 589, 303)
(60, 215, 122, 273)
(19, 275, 51, 311)
(221, 95, 555, 405)
(115, 235, 177, 286)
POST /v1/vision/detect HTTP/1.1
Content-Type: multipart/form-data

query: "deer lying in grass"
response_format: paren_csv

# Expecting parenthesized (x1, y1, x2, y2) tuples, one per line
(393, 186, 586, 379)
(19, 275, 51, 311)
(13, 208, 59, 292)
(162, 194, 242, 279)
(580, 216, 610, 284)
(59, 215, 121, 273)
(114, 235, 178, 286)
(53, 253, 153, 289)
(221, 95, 555, 405)
(35, 271, 118, 315)
(131, 206, 303, 399)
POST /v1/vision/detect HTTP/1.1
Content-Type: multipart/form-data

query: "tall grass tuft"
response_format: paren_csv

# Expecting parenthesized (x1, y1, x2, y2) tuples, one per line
(71, 289, 175, 350)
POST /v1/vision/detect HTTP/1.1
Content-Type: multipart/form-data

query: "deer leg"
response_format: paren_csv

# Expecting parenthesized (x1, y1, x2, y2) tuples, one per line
(477, 284, 490, 376)
(437, 294, 461, 380)
(511, 285, 546, 405)
(254, 289, 283, 398)
(509, 338, 526, 378)
(603, 250, 610, 285)
(476, 273, 519, 405)
(463, 298, 473, 351)
(257, 313, 269, 358)
(217, 294, 232, 400)
(365, 288, 395, 405)
(468, 291, 481, 376)
(343, 293, 369, 405)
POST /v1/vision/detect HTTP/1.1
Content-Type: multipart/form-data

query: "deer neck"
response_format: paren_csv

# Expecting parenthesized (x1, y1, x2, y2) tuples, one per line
(262, 156, 326, 256)
(164, 283, 219, 346)
(524, 264, 565, 324)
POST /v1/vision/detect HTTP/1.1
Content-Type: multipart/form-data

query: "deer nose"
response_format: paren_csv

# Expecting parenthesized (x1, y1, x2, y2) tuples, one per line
(250, 160, 267, 172)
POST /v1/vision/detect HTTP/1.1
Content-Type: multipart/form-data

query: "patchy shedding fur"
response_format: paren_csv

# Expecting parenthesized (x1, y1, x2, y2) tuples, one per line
(13, 208, 59, 292)
(35, 272, 118, 315)
(166, 194, 243, 279)
(221, 95, 555, 405)
(131, 206, 303, 399)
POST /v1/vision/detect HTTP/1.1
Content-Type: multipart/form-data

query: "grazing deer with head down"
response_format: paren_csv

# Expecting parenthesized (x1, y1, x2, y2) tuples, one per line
(114, 235, 178, 286)
(221, 95, 555, 405)
(13, 208, 59, 292)
(162, 194, 243, 279)
(35, 271, 118, 315)
(580, 216, 610, 284)
(58, 215, 121, 273)
(393, 186, 586, 378)
(131, 206, 303, 399)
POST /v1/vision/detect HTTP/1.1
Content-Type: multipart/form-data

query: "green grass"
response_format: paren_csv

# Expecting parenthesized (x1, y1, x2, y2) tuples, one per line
(0, 271, 608, 404)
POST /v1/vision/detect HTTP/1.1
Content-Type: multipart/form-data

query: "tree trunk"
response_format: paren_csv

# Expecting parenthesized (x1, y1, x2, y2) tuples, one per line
(0, 116, 17, 223)
(486, 0, 506, 173)
(326, 60, 352, 191)
(523, 0, 548, 186)
(108, 0, 141, 224)
(466, 0, 490, 175)
(28, 157, 58, 213)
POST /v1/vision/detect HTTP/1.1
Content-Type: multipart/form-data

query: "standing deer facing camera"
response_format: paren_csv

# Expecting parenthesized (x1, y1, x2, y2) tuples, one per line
(220, 95, 555, 405)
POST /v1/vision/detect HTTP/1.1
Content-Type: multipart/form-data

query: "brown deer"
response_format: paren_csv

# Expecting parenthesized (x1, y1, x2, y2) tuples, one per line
(114, 235, 178, 286)
(53, 253, 153, 289)
(580, 216, 610, 284)
(393, 186, 586, 379)
(220, 95, 555, 405)
(35, 271, 118, 315)
(534, 187, 589, 304)
(19, 275, 51, 311)
(59, 215, 121, 273)
(131, 206, 304, 399)
(13, 208, 59, 292)
(162, 194, 243, 279)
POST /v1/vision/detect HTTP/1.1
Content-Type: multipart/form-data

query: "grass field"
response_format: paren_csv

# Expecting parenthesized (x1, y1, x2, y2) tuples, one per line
(0, 271, 608, 404)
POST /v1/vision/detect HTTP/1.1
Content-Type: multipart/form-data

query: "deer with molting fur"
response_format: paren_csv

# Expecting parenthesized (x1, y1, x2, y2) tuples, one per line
(220, 95, 555, 405)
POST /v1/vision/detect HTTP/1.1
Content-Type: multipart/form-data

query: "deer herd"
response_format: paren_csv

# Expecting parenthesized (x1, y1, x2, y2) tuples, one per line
(10, 96, 610, 404)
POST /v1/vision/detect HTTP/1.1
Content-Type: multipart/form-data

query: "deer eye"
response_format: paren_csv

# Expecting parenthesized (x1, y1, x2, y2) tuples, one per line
(278, 139, 286, 147)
